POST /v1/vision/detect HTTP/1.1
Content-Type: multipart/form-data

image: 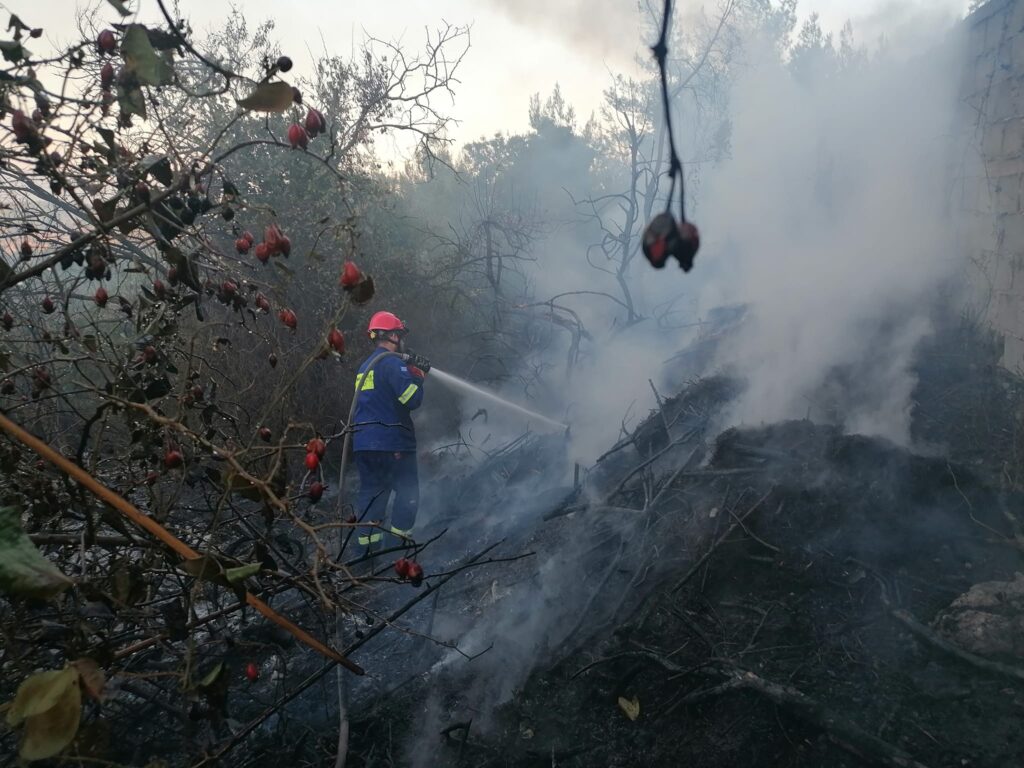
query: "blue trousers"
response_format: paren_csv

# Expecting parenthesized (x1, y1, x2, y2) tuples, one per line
(354, 451, 419, 554)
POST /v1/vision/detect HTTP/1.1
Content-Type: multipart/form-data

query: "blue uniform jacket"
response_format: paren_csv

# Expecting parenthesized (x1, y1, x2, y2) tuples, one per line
(351, 349, 424, 452)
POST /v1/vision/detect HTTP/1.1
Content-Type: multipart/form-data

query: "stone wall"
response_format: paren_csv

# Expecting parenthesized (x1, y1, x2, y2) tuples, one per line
(963, 0, 1024, 370)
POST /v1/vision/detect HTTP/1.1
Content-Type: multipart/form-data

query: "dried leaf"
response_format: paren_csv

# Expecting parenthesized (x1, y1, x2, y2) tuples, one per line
(19, 673, 81, 761)
(348, 274, 375, 305)
(225, 562, 260, 584)
(617, 695, 640, 721)
(0, 506, 73, 599)
(71, 659, 105, 701)
(122, 25, 174, 86)
(143, 155, 173, 186)
(237, 80, 293, 112)
(93, 196, 121, 224)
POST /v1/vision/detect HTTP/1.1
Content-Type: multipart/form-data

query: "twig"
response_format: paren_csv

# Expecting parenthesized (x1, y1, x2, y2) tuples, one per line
(192, 540, 504, 768)
(889, 608, 1024, 685)
(671, 492, 777, 594)
(727, 507, 780, 553)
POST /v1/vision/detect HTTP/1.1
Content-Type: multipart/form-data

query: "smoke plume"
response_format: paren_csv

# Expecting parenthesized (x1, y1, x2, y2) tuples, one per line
(698, 23, 967, 443)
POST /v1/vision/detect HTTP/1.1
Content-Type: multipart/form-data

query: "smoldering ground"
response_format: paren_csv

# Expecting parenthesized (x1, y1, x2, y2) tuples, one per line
(378, 3, 981, 764)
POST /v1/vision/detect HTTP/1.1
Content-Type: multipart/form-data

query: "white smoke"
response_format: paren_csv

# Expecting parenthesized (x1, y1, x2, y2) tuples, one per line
(698, 24, 967, 443)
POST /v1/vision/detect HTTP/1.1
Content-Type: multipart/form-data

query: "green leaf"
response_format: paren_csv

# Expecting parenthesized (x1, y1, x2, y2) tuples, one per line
(224, 471, 262, 501)
(116, 82, 146, 119)
(19, 672, 81, 761)
(97, 127, 117, 153)
(195, 661, 224, 690)
(180, 555, 229, 587)
(6, 667, 77, 727)
(0, 506, 73, 599)
(0, 40, 24, 63)
(237, 80, 293, 112)
(122, 25, 174, 87)
(105, 0, 131, 15)
(225, 562, 260, 584)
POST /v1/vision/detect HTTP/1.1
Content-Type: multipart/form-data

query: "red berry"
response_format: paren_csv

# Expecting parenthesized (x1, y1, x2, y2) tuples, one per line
(328, 328, 345, 355)
(287, 123, 308, 149)
(308, 481, 324, 502)
(254, 242, 270, 263)
(20, 241, 32, 259)
(41, 296, 55, 314)
(255, 293, 270, 312)
(304, 452, 319, 471)
(94, 286, 108, 307)
(245, 662, 259, 682)
(153, 279, 166, 299)
(191, 384, 204, 401)
(394, 557, 411, 579)
(278, 308, 297, 330)
(242, 231, 255, 245)
(142, 345, 157, 364)
(407, 561, 424, 587)
(97, 29, 117, 54)
(258, 426, 272, 442)
(100, 62, 115, 89)
(164, 449, 183, 469)
(221, 280, 237, 298)
(304, 108, 323, 137)
(11, 110, 33, 142)
(340, 260, 361, 289)
(306, 437, 326, 458)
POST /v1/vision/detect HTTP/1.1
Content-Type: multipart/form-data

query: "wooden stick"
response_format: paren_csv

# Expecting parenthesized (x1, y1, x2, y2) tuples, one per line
(0, 411, 362, 675)
(671, 491, 776, 594)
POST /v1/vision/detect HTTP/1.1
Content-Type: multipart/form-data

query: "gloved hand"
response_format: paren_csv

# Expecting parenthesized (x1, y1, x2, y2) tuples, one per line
(405, 352, 431, 375)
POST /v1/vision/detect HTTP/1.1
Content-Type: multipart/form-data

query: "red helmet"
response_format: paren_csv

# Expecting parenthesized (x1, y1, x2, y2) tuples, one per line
(367, 311, 406, 339)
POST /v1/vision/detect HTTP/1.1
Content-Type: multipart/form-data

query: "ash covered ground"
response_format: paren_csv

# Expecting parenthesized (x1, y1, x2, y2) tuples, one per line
(208, 316, 1024, 768)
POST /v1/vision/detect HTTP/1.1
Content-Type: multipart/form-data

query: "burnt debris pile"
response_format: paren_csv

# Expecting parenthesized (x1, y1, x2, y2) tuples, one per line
(344, 320, 1024, 768)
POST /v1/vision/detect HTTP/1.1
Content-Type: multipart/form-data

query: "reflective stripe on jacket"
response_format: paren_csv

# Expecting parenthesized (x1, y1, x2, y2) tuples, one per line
(351, 349, 424, 452)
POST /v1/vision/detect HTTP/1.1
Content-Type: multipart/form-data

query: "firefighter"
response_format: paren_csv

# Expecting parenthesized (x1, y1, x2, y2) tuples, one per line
(352, 311, 430, 555)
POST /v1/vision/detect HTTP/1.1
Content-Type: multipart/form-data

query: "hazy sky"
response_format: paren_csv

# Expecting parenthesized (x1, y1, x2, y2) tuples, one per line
(18, 0, 972, 148)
